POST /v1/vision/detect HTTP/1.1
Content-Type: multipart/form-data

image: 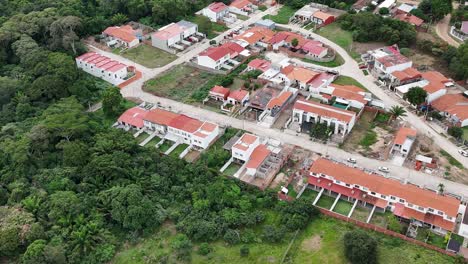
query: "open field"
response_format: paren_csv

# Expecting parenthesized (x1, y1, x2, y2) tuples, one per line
(302, 52, 345, 67)
(143, 65, 220, 102)
(121, 45, 177, 68)
(113, 215, 457, 264)
(332, 76, 366, 90)
(316, 23, 361, 59)
(263, 6, 296, 24)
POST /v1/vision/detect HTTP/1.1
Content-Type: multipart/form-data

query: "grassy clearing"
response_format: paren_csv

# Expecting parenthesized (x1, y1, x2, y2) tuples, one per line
(333, 200, 353, 216)
(416, 228, 447, 249)
(300, 188, 319, 200)
(332, 75, 367, 90)
(350, 206, 370, 222)
(144, 136, 162, 148)
(169, 143, 188, 158)
(302, 53, 345, 68)
(121, 45, 177, 68)
(440, 150, 464, 169)
(223, 163, 241, 176)
(113, 214, 456, 264)
(369, 211, 392, 228)
(263, 6, 296, 24)
(187, 16, 228, 39)
(287, 184, 298, 198)
(316, 23, 361, 59)
(342, 111, 376, 152)
(143, 65, 220, 102)
(135, 133, 150, 143)
(316, 194, 336, 209)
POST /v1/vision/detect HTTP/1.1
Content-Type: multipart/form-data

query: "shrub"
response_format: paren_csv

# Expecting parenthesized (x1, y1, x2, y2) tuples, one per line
(448, 126, 463, 139)
(240, 245, 249, 257)
(262, 225, 285, 243)
(197, 242, 212, 255)
(224, 229, 240, 245)
(343, 230, 377, 264)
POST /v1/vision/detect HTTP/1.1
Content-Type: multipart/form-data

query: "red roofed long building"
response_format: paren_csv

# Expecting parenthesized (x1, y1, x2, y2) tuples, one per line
(76, 52, 129, 85)
(103, 25, 140, 48)
(136, 108, 219, 149)
(293, 99, 357, 136)
(431, 93, 468, 127)
(308, 158, 461, 233)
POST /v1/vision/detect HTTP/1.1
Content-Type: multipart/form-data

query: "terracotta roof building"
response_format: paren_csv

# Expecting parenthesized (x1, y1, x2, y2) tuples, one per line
(247, 58, 271, 72)
(431, 93, 468, 127)
(103, 25, 140, 48)
(394, 13, 424, 27)
(197, 42, 246, 69)
(117, 106, 148, 129)
(75, 52, 129, 85)
(308, 158, 460, 233)
(391, 126, 417, 157)
(209, 85, 230, 101)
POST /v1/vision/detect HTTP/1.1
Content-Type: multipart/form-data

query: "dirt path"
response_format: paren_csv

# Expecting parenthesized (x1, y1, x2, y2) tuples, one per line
(435, 4, 461, 47)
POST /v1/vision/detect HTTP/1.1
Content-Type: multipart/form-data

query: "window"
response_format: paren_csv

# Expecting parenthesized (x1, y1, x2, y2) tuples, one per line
(345, 184, 350, 187)
(390, 196, 396, 200)
(428, 208, 434, 212)
(418, 206, 424, 211)
(336, 180, 341, 184)
(438, 211, 443, 215)
(447, 216, 452, 220)
(399, 199, 405, 203)
(407, 203, 413, 207)
(371, 192, 376, 195)
(381, 195, 386, 199)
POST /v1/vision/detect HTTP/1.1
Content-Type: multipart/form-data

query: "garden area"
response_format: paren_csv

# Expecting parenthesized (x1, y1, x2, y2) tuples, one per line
(223, 163, 241, 177)
(315, 194, 336, 209)
(263, 6, 296, 24)
(300, 188, 319, 201)
(368, 211, 393, 228)
(332, 75, 366, 90)
(199, 128, 240, 170)
(121, 45, 177, 68)
(332, 199, 353, 216)
(144, 135, 162, 148)
(350, 206, 371, 222)
(158, 140, 174, 153)
(169, 143, 189, 158)
(143, 65, 221, 102)
(135, 132, 150, 144)
(415, 228, 447, 249)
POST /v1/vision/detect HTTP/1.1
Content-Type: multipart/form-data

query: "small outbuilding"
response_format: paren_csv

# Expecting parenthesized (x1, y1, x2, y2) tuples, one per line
(255, 19, 276, 29)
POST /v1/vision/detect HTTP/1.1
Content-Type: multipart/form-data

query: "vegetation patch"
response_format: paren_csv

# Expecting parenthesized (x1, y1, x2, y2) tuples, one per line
(169, 143, 188, 158)
(332, 76, 367, 90)
(158, 140, 174, 153)
(187, 15, 228, 39)
(316, 194, 336, 209)
(316, 23, 360, 59)
(332, 200, 353, 216)
(223, 163, 241, 176)
(359, 130, 378, 149)
(302, 53, 345, 67)
(440, 150, 464, 169)
(263, 6, 296, 24)
(121, 45, 177, 68)
(143, 65, 220, 102)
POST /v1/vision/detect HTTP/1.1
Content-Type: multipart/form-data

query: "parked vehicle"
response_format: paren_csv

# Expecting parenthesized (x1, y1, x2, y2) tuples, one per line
(378, 166, 389, 173)
(459, 149, 468, 157)
(347, 158, 357, 163)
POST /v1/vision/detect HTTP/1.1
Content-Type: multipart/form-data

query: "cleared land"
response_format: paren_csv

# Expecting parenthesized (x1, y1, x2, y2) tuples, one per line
(143, 65, 220, 102)
(316, 23, 361, 60)
(113, 215, 456, 264)
(121, 45, 177, 68)
(332, 76, 366, 90)
(263, 6, 296, 24)
(188, 16, 228, 39)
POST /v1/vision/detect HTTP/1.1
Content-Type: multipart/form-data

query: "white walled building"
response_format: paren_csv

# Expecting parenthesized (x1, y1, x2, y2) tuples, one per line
(202, 2, 230, 22)
(293, 99, 357, 136)
(151, 20, 199, 52)
(232, 133, 260, 162)
(102, 25, 140, 48)
(197, 42, 246, 69)
(390, 127, 417, 157)
(75, 52, 129, 86)
(363, 46, 412, 79)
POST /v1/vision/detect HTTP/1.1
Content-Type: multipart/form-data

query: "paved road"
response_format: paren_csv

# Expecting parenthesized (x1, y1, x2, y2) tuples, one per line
(90, 6, 468, 197)
(435, 13, 460, 48)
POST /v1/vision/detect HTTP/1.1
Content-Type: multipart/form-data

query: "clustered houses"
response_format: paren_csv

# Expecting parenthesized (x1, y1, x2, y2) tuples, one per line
(308, 158, 461, 234)
(208, 85, 250, 111)
(269, 31, 329, 59)
(197, 42, 249, 70)
(312, 84, 369, 110)
(390, 127, 417, 158)
(247, 58, 271, 72)
(102, 25, 141, 48)
(393, 69, 454, 104)
(291, 5, 335, 26)
(393, 3, 424, 30)
(151, 20, 202, 53)
(202, 2, 230, 22)
(117, 106, 220, 149)
(431, 93, 468, 127)
(362, 46, 413, 79)
(231, 133, 276, 177)
(234, 26, 275, 48)
(75, 52, 130, 85)
(258, 91, 295, 127)
(292, 99, 357, 137)
(229, 0, 257, 16)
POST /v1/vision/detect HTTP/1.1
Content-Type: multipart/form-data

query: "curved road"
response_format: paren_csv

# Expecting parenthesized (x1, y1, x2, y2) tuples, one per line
(90, 6, 468, 197)
(435, 13, 460, 47)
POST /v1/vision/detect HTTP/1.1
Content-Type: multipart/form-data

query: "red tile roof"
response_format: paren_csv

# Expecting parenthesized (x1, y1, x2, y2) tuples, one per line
(313, 11, 335, 21)
(233, 133, 258, 151)
(208, 2, 228, 13)
(144, 108, 179, 126)
(245, 144, 270, 169)
(266, 91, 293, 109)
(421, 71, 451, 94)
(235, 26, 275, 45)
(391, 67, 421, 82)
(248, 59, 271, 72)
(431, 94, 468, 121)
(228, 89, 249, 102)
(230, 0, 252, 9)
(302, 41, 327, 56)
(285, 67, 319, 84)
(309, 159, 460, 217)
(199, 42, 244, 61)
(118, 107, 148, 128)
(294, 99, 356, 123)
(393, 204, 455, 231)
(210, 85, 230, 97)
(103, 25, 137, 43)
(168, 115, 203, 133)
(394, 13, 424, 27)
(393, 127, 417, 145)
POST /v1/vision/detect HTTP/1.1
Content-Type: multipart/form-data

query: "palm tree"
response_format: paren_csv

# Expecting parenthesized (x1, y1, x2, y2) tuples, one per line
(388, 105, 407, 124)
(438, 183, 445, 194)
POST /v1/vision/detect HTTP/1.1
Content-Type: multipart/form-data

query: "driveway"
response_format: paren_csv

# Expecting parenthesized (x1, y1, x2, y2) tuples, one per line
(435, 13, 460, 48)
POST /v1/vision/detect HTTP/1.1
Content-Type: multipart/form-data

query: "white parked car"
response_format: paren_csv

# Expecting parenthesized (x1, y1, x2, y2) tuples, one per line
(347, 158, 357, 164)
(378, 166, 390, 173)
(459, 149, 468, 157)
